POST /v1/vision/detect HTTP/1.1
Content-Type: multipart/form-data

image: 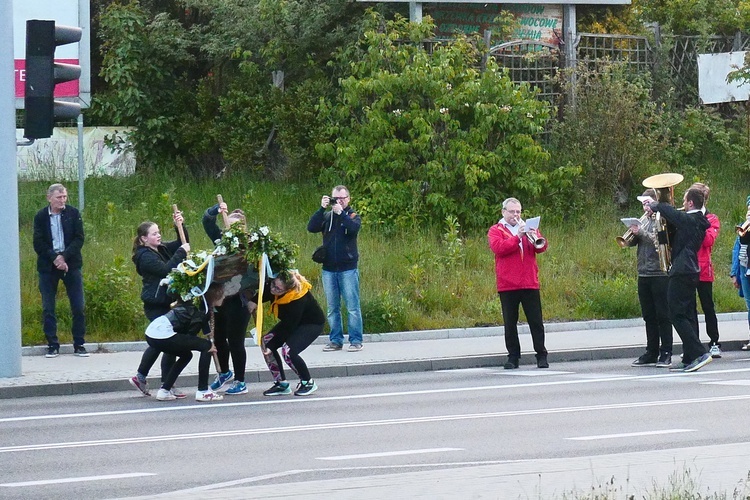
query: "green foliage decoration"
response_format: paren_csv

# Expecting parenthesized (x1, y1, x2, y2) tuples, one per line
(317, 11, 578, 231)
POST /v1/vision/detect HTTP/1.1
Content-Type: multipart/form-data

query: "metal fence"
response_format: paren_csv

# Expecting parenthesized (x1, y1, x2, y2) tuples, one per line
(490, 31, 750, 107)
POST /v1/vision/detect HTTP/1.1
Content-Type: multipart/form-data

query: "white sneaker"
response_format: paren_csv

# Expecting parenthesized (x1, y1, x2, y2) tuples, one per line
(195, 389, 224, 402)
(742, 341, 750, 351)
(156, 388, 176, 401)
(709, 345, 722, 358)
(170, 388, 187, 399)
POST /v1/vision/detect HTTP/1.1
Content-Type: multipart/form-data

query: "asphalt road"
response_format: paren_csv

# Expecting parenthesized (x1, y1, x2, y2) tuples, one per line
(1, 354, 750, 500)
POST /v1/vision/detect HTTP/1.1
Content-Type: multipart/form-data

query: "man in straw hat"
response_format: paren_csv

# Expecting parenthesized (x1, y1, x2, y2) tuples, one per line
(645, 186, 712, 372)
(626, 189, 674, 368)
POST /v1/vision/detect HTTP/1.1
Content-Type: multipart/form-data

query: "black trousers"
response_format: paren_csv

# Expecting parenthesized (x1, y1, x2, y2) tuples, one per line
(667, 273, 707, 364)
(146, 334, 212, 391)
(138, 304, 177, 383)
(263, 323, 323, 382)
(694, 281, 720, 346)
(637, 276, 673, 356)
(498, 289, 547, 359)
(213, 294, 251, 382)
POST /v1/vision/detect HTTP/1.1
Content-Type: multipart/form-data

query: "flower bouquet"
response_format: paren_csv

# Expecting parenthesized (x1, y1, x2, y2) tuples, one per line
(244, 225, 299, 277)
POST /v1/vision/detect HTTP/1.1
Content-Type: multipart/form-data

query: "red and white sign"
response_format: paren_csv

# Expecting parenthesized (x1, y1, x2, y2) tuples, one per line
(14, 59, 80, 98)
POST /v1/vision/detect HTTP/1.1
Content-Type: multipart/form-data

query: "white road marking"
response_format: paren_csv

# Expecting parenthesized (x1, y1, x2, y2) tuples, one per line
(2, 367, 749, 425)
(498, 370, 574, 376)
(0, 472, 155, 487)
(1, 394, 749, 455)
(316, 448, 463, 461)
(702, 380, 750, 386)
(566, 429, 695, 441)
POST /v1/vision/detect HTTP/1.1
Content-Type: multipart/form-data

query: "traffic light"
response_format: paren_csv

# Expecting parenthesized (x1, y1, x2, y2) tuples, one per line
(24, 20, 82, 140)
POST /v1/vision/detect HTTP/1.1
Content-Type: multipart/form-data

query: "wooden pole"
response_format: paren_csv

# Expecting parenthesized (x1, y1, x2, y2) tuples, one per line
(208, 309, 221, 372)
(216, 195, 230, 229)
(172, 204, 187, 243)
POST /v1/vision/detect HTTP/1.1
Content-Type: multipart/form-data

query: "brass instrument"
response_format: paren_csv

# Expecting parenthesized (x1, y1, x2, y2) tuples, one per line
(526, 231, 546, 249)
(737, 220, 750, 237)
(616, 213, 650, 248)
(642, 173, 684, 272)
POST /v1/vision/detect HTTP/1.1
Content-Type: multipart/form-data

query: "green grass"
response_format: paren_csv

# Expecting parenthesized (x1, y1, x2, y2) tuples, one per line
(18, 169, 750, 346)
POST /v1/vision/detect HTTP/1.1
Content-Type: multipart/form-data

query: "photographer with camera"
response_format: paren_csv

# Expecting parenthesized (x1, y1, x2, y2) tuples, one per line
(307, 185, 363, 352)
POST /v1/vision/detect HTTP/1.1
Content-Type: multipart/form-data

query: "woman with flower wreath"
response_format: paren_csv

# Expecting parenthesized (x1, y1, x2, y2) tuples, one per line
(202, 201, 254, 395)
(129, 213, 190, 397)
(248, 270, 324, 397)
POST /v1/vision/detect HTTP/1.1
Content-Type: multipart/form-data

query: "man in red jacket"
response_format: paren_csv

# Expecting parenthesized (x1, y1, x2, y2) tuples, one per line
(487, 197, 549, 369)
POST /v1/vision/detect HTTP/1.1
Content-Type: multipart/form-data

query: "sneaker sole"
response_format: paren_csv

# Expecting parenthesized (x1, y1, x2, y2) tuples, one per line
(655, 363, 672, 368)
(225, 389, 248, 395)
(684, 356, 713, 373)
(45, 354, 58, 358)
(156, 396, 176, 401)
(323, 346, 343, 352)
(631, 363, 657, 367)
(196, 396, 224, 402)
(295, 386, 318, 396)
(263, 390, 292, 396)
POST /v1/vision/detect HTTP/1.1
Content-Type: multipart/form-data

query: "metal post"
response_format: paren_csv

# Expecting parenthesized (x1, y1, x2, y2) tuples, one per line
(563, 4, 577, 109)
(0, 1, 22, 377)
(409, 2, 422, 23)
(77, 113, 84, 211)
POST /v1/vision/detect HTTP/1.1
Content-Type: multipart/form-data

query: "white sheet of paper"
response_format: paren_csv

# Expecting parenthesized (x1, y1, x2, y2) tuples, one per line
(525, 216, 541, 231)
(620, 217, 642, 228)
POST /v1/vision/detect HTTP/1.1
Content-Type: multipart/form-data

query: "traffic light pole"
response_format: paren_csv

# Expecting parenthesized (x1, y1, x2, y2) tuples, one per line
(0, 1, 23, 378)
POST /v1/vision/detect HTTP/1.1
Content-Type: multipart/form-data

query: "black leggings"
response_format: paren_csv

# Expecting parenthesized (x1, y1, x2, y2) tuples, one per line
(146, 334, 212, 391)
(213, 294, 251, 381)
(263, 323, 323, 382)
(138, 304, 177, 383)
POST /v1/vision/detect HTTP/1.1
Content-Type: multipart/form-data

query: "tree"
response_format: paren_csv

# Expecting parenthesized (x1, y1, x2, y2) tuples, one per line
(317, 12, 576, 231)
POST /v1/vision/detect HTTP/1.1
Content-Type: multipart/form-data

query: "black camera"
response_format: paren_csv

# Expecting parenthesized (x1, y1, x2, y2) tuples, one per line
(327, 196, 342, 204)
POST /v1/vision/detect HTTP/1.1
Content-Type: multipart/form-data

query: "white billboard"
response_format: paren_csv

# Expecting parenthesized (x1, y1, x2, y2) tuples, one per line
(697, 52, 750, 105)
(13, 0, 91, 108)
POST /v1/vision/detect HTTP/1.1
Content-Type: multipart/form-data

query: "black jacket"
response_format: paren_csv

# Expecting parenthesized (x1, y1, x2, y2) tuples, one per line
(33, 204, 84, 272)
(163, 301, 209, 336)
(132, 226, 188, 306)
(652, 203, 710, 276)
(307, 206, 361, 272)
(260, 285, 325, 338)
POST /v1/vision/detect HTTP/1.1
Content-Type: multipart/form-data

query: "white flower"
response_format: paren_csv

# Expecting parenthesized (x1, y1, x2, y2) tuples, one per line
(526, 112, 534, 118)
(446, 83, 452, 90)
(439, 107, 449, 114)
(232, 237, 239, 248)
(501, 105, 512, 112)
(464, 103, 470, 107)
(250, 233, 259, 242)
(214, 245, 227, 256)
(225, 231, 233, 238)
(393, 109, 402, 116)
(259, 226, 269, 236)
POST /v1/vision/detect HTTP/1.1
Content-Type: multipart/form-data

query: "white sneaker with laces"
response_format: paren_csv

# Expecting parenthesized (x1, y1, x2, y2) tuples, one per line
(156, 388, 176, 401)
(195, 389, 224, 402)
(709, 345, 722, 358)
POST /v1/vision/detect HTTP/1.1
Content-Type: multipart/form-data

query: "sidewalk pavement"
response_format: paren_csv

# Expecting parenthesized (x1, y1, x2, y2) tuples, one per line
(1, 313, 748, 399)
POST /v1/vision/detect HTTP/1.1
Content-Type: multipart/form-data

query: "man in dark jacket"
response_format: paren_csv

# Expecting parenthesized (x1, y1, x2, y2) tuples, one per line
(32, 184, 87, 357)
(646, 186, 711, 372)
(307, 185, 363, 352)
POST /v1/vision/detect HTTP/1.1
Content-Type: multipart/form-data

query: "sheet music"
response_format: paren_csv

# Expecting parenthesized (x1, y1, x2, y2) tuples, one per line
(525, 216, 541, 231)
(620, 217, 642, 228)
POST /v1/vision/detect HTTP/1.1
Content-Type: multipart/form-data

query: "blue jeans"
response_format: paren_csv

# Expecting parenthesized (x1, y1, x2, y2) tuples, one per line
(322, 269, 363, 346)
(39, 268, 86, 349)
(740, 266, 750, 329)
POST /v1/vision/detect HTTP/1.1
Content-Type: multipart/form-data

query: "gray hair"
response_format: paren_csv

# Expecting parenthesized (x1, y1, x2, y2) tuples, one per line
(47, 183, 67, 196)
(502, 197, 521, 210)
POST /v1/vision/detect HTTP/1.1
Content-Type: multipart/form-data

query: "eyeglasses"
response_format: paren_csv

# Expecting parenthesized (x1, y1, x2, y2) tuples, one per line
(503, 209, 522, 214)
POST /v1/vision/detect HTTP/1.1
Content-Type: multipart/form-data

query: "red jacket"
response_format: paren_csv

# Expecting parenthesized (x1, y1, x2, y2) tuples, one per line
(698, 212, 719, 282)
(487, 222, 548, 292)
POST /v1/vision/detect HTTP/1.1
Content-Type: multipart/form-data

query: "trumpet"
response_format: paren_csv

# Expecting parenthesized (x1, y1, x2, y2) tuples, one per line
(737, 220, 750, 237)
(616, 213, 650, 248)
(526, 230, 546, 249)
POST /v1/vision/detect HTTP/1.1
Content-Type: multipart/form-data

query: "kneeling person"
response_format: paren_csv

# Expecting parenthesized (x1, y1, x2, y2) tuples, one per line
(143, 285, 226, 402)
(250, 271, 324, 397)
